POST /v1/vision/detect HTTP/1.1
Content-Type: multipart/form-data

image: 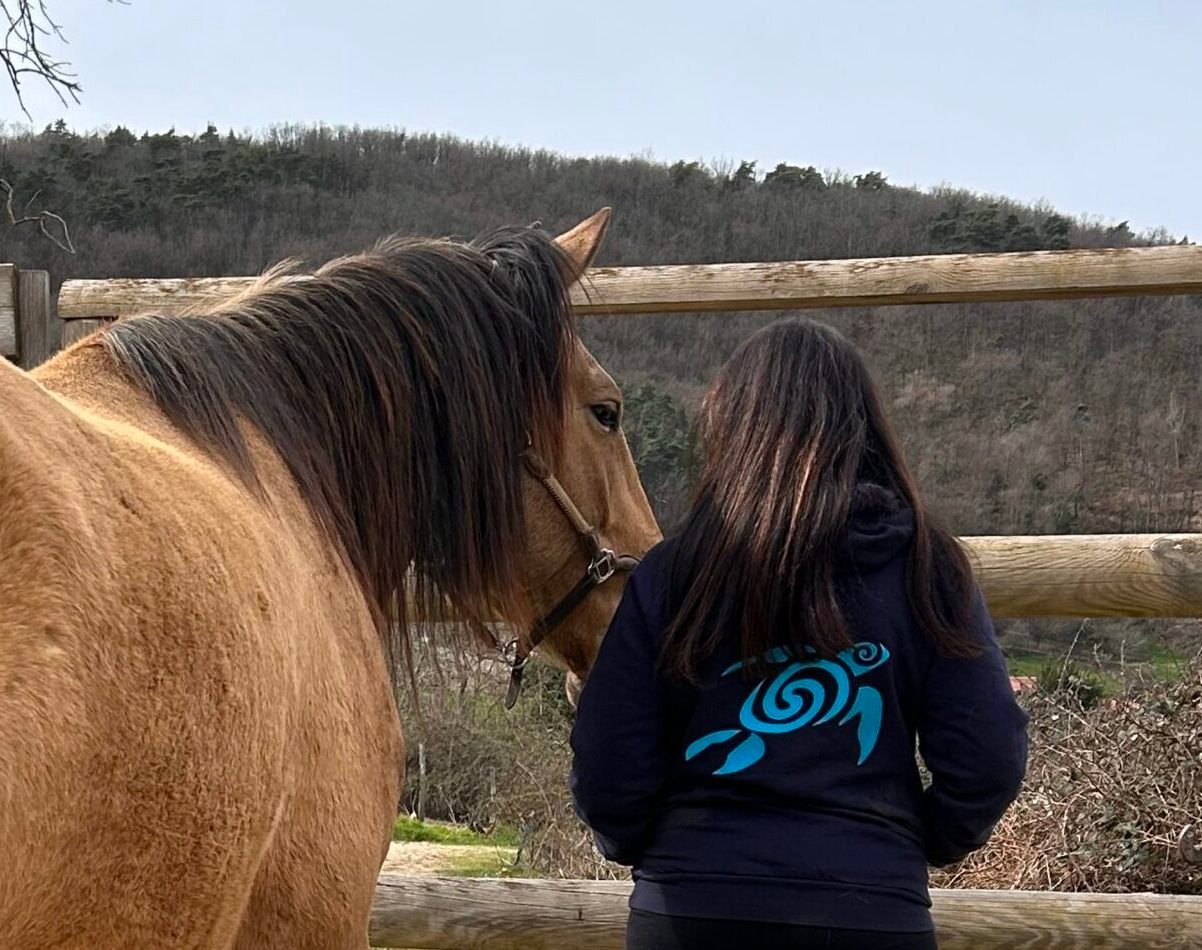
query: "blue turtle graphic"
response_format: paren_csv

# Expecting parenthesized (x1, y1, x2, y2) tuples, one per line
(684, 641, 890, 775)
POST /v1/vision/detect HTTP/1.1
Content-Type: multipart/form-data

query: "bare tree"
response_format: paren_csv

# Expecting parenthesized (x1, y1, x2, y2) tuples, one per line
(1, 2, 121, 250)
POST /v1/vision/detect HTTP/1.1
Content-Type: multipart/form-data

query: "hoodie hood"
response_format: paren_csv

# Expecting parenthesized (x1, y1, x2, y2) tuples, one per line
(839, 482, 915, 571)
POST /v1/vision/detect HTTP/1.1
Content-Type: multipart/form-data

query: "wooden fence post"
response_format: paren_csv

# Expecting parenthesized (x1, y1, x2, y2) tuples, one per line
(0, 264, 16, 361)
(16, 268, 55, 368)
(1, 265, 57, 368)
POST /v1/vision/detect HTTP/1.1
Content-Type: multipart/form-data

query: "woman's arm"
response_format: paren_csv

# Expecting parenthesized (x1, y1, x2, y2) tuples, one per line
(917, 590, 1030, 867)
(569, 566, 671, 866)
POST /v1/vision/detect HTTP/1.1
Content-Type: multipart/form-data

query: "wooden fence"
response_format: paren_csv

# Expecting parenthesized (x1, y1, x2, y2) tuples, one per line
(48, 244, 1202, 319)
(6, 242, 1202, 948)
(7, 244, 1202, 621)
(368, 876, 1202, 950)
(0, 264, 55, 369)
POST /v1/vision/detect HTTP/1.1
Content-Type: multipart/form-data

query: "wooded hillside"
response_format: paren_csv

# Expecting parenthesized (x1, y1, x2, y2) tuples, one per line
(3, 122, 1199, 661)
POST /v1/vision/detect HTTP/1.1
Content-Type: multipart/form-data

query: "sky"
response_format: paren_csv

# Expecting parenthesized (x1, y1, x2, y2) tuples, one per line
(11, 0, 1202, 238)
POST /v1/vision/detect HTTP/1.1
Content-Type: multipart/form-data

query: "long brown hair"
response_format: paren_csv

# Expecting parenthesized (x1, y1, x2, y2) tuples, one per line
(101, 226, 576, 686)
(661, 318, 979, 681)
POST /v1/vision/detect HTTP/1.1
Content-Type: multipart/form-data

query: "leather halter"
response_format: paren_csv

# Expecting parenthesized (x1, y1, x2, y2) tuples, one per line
(504, 448, 641, 709)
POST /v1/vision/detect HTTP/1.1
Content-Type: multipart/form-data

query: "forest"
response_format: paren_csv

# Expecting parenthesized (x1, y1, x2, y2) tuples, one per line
(3, 120, 1200, 665)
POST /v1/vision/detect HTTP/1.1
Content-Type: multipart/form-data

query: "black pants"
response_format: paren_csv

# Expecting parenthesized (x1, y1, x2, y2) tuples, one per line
(626, 909, 938, 950)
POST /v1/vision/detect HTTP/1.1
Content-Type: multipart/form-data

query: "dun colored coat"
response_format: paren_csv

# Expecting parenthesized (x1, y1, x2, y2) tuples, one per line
(0, 210, 659, 948)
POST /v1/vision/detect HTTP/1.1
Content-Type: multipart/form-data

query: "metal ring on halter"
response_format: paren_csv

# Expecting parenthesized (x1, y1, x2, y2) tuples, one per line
(589, 549, 617, 584)
(504, 447, 640, 709)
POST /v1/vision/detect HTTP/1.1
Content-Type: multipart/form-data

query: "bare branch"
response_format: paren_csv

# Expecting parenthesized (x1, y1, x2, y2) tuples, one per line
(1, 1, 128, 117)
(1, 0, 81, 117)
(1, 177, 75, 253)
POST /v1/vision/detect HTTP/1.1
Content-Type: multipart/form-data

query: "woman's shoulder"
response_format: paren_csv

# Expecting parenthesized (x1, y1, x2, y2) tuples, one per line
(627, 536, 677, 594)
(621, 536, 683, 625)
(634, 536, 676, 571)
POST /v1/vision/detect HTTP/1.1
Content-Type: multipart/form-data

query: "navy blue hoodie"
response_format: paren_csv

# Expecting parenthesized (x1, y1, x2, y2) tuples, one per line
(570, 487, 1029, 932)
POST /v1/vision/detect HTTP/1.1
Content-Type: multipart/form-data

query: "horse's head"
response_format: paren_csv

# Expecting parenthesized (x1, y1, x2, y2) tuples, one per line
(518, 210, 661, 704)
(100, 208, 659, 705)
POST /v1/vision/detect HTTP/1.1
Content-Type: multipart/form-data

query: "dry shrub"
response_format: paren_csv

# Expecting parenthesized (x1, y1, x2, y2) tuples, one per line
(933, 656, 1202, 893)
(395, 637, 629, 881)
(402, 639, 1201, 892)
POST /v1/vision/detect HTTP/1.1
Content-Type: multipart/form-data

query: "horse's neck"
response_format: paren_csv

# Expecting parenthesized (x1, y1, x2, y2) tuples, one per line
(33, 343, 221, 462)
(34, 343, 151, 424)
(31, 341, 322, 520)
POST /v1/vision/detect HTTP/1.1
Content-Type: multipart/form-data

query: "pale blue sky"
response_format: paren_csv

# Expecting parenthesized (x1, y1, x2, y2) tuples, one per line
(13, 0, 1202, 238)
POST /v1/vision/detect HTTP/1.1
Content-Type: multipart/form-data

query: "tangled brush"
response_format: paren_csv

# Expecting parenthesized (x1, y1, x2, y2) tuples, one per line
(933, 657, 1202, 893)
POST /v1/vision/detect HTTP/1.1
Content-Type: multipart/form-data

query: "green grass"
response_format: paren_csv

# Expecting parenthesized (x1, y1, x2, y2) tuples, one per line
(1008, 648, 1193, 681)
(1006, 647, 1193, 697)
(446, 851, 524, 878)
(1145, 644, 1191, 680)
(391, 814, 518, 847)
(1006, 654, 1048, 678)
(1008, 653, 1122, 696)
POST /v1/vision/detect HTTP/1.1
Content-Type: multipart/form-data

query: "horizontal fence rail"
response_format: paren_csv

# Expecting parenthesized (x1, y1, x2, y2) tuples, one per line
(967, 533, 1202, 617)
(370, 875, 1202, 950)
(43, 248, 1202, 622)
(399, 534, 1202, 622)
(56, 244, 1202, 320)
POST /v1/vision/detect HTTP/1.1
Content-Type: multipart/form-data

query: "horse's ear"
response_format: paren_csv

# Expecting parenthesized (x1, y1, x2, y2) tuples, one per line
(555, 208, 611, 282)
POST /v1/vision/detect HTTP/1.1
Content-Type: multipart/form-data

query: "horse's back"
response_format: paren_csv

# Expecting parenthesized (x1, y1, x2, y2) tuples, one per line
(0, 353, 400, 948)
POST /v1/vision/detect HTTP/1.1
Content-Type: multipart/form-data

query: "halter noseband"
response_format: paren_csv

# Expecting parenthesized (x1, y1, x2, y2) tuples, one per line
(503, 447, 641, 709)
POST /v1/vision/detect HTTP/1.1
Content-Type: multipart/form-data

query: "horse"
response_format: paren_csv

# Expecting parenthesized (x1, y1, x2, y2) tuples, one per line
(0, 209, 660, 948)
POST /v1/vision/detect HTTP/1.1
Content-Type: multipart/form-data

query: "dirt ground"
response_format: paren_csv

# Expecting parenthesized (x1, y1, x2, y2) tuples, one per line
(379, 840, 514, 877)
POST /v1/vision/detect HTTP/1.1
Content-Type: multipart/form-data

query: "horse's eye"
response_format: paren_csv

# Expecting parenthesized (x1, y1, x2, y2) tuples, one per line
(590, 402, 621, 432)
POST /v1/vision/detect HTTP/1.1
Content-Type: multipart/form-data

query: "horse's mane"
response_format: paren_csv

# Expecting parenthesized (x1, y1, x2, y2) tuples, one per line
(101, 227, 577, 684)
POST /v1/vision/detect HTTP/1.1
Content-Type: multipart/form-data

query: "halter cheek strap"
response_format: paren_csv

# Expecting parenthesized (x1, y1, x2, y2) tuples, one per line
(504, 448, 640, 709)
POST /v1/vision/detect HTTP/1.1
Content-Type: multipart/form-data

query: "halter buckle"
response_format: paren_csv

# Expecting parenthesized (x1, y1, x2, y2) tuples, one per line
(589, 549, 617, 584)
(505, 445, 636, 710)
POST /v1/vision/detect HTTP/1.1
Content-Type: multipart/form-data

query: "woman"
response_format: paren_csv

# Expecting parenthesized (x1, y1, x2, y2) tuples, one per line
(571, 319, 1028, 950)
